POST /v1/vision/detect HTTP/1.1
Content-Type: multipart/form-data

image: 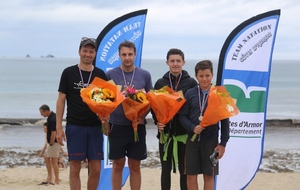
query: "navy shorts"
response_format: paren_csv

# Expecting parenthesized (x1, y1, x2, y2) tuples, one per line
(185, 137, 219, 176)
(108, 123, 147, 160)
(66, 124, 103, 161)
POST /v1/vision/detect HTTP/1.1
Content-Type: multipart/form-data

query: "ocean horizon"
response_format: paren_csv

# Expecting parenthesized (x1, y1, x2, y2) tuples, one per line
(0, 57, 299, 120)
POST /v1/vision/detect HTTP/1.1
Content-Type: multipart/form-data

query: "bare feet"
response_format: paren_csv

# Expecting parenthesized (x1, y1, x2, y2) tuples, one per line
(55, 179, 60, 185)
(46, 182, 55, 186)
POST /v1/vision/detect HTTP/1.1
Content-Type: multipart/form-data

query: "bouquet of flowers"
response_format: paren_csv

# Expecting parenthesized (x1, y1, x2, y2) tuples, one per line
(87, 87, 115, 103)
(146, 86, 186, 143)
(191, 85, 239, 141)
(122, 86, 150, 142)
(80, 77, 124, 134)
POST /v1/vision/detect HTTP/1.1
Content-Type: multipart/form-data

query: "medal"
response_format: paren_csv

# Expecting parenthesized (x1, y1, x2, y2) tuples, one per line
(199, 115, 203, 122)
(198, 86, 209, 123)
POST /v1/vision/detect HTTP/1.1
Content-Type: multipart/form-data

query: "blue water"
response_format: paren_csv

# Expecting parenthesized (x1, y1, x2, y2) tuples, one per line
(0, 57, 299, 119)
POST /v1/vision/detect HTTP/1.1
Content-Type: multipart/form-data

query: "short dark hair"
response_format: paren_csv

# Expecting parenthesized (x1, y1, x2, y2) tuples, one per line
(39, 104, 50, 111)
(118, 40, 136, 53)
(166, 48, 185, 61)
(194, 60, 214, 75)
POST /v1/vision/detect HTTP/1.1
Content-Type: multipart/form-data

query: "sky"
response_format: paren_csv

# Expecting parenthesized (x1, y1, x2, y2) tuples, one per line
(0, 0, 299, 60)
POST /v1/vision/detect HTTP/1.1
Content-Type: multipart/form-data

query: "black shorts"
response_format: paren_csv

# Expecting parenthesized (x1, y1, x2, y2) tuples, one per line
(185, 137, 219, 176)
(108, 123, 147, 160)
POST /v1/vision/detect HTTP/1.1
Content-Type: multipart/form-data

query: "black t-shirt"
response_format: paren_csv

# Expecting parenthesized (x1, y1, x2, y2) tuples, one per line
(46, 111, 56, 143)
(58, 64, 107, 126)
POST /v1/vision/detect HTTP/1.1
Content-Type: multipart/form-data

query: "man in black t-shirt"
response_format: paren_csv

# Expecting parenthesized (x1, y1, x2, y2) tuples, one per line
(55, 37, 107, 190)
(39, 104, 60, 185)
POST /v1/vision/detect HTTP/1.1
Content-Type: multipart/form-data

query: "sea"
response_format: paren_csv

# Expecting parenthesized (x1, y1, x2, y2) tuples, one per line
(0, 57, 299, 172)
(0, 57, 300, 119)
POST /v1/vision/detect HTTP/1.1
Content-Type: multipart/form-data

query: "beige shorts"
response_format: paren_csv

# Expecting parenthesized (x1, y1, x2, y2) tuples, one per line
(46, 143, 61, 158)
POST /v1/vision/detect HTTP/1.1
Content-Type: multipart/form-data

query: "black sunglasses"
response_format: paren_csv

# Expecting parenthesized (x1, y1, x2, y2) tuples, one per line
(81, 37, 96, 43)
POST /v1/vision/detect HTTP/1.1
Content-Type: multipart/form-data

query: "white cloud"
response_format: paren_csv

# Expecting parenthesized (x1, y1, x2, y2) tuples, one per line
(0, 0, 299, 59)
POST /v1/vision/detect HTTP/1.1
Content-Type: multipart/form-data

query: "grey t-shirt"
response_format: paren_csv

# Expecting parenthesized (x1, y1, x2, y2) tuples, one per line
(106, 66, 153, 125)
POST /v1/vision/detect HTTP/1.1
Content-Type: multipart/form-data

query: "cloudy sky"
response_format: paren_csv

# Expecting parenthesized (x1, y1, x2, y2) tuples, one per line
(0, 0, 299, 60)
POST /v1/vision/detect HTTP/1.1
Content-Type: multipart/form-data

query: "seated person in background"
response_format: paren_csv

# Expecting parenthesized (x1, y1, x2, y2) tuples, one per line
(58, 147, 68, 168)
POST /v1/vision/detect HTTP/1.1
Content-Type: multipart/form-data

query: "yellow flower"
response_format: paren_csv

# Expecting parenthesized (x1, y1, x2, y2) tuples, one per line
(137, 92, 147, 103)
(217, 91, 229, 97)
(88, 87, 115, 103)
(102, 88, 115, 99)
(154, 86, 170, 94)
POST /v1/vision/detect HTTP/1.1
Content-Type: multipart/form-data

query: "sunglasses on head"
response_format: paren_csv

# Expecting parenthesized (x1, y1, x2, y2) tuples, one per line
(81, 37, 96, 43)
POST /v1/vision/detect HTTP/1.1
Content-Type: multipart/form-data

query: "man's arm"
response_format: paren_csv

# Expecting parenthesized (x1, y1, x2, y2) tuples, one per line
(215, 118, 230, 159)
(56, 92, 66, 146)
(50, 130, 57, 145)
(38, 141, 47, 157)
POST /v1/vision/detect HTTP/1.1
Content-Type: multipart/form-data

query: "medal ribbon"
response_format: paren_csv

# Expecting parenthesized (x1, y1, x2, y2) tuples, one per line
(78, 65, 93, 88)
(122, 67, 136, 88)
(169, 72, 182, 91)
(198, 85, 209, 120)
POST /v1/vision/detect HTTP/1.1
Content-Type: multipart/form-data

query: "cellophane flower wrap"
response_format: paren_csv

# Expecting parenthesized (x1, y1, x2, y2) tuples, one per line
(146, 86, 186, 143)
(121, 87, 150, 142)
(191, 85, 239, 141)
(80, 77, 124, 134)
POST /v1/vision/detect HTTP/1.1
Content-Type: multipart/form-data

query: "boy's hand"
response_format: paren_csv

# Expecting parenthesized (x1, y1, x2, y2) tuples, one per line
(193, 125, 204, 134)
(157, 122, 165, 131)
(214, 145, 225, 159)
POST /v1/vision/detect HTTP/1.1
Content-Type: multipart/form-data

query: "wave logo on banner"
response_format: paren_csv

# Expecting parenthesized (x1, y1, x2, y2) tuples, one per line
(215, 10, 280, 190)
(94, 9, 148, 190)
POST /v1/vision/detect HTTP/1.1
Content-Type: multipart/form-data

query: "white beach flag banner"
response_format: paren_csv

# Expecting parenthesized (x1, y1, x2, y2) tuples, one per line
(215, 10, 281, 190)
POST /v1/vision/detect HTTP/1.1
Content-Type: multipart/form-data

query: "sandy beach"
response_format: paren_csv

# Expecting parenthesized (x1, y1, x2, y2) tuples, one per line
(1, 120, 299, 189)
(0, 167, 299, 190)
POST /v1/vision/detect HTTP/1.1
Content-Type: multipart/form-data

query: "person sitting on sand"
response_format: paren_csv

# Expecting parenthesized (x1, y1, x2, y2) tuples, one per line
(58, 147, 68, 168)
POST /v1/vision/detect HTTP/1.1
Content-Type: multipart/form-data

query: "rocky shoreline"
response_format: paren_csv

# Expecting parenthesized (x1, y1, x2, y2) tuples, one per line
(1, 118, 299, 172)
(1, 118, 299, 127)
(1, 147, 299, 172)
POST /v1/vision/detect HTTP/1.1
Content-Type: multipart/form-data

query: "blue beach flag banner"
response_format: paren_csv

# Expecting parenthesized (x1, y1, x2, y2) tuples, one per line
(215, 10, 280, 190)
(94, 9, 148, 190)
(94, 9, 148, 71)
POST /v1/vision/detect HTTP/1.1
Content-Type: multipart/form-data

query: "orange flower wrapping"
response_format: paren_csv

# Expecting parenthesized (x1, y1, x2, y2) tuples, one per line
(80, 77, 124, 132)
(147, 86, 186, 125)
(146, 86, 186, 143)
(122, 87, 150, 142)
(201, 86, 239, 127)
(191, 85, 239, 141)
